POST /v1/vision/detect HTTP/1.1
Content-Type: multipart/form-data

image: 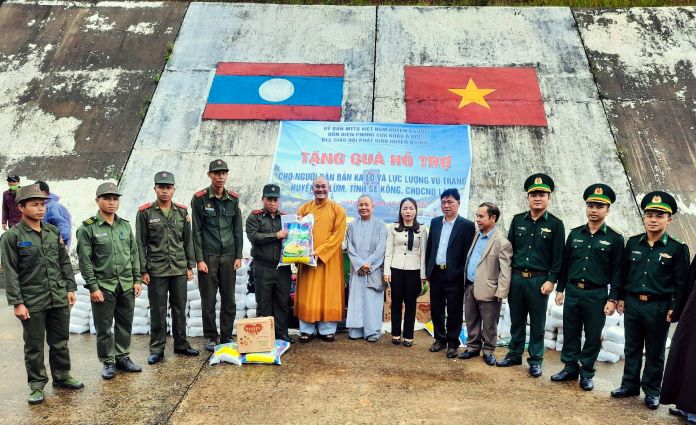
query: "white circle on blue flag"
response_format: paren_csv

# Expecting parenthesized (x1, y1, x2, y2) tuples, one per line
(258, 78, 294, 102)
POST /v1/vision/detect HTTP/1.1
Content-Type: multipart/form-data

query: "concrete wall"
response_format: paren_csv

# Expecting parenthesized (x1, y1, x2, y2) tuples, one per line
(575, 7, 696, 249)
(0, 0, 187, 250)
(374, 6, 642, 236)
(118, 3, 377, 255)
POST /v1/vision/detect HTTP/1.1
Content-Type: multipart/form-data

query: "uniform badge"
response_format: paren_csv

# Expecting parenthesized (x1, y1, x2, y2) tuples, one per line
(573, 239, 584, 243)
(17, 241, 32, 247)
(534, 177, 543, 184)
(95, 232, 108, 238)
(161, 172, 167, 178)
(659, 253, 672, 259)
(652, 195, 662, 203)
(599, 240, 611, 245)
(119, 232, 126, 240)
(595, 187, 603, 195)
(541, 228, 552, 233)
(149, 218, 161, 223)
(632, 250, 642, 255)
(518, 226, 526, 231)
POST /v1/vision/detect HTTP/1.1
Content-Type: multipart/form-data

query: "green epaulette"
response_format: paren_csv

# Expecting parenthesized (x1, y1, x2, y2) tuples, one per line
(83, 216, 98, 225)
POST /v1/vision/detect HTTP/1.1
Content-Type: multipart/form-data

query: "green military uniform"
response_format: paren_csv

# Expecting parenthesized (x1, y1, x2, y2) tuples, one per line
(1, 185, 78, 396)
(136, 171, 195, 356)
(191, 159, 243, 343)
(557, 184, 624, 380)
(76, 182, 140, 366)
(245, 184, 292, 339)
(617, 191, 690, 398)
(506, 174, 565, 366)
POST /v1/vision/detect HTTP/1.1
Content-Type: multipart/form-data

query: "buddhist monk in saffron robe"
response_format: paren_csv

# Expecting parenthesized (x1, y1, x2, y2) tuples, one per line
(296, 176, 347, 342)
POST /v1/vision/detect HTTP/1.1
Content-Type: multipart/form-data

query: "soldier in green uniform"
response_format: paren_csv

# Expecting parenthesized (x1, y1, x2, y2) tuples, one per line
(246, 183, 294, 344)
(76, 182, 142, 379)
(612, 191, 690, 410)
(136, 171, 199, 365)
(551, 184, 624, 391)
(191, 159, 243, 352)
(496, 173, 565, 378)
(1, 184, 84, 404)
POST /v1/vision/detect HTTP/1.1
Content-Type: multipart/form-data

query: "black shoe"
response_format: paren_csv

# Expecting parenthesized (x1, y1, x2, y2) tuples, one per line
(496, 357, 522, 367)
(446, 348, 458, 358)
(174, 347, 200, 356)
(219, 337, 234, 344)
(429, 341, 447, 352)
(529, 364, 542, 378)
(611, 387, 640, 398)
(279, 335, 296, 344)
(645, 395, 660, 410)
(580, 377, 594, 391)
(669, 407, 687, 418)
(147, 353, 164, 365)
(101, 363, 116, 380)
(483, 353, 496, 366)
(205, 338, 218, 352)
(115, 357, 142, 373)
(550, 370, 579, 382)
(457, 350, 480, 360)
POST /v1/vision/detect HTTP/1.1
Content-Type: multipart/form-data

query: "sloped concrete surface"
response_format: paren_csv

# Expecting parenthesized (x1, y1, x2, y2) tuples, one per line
(117, 3, 376, 227)
(575, 7, 696, 250)
(0, 0, 187, 246)
(374, 6, 643, 237)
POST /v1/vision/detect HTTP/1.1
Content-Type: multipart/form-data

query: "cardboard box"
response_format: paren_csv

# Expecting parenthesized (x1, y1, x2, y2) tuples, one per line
(236, 317, 275, 353)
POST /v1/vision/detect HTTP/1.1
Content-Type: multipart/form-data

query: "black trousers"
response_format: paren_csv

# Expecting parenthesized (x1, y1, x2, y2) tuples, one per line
(390, 268, 421, 340)
(254, 263, 292, 338)
(429, 268, 464, 349)
(198, 254, 236, 340)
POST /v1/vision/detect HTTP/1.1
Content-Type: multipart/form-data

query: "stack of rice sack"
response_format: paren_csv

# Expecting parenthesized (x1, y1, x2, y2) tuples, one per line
(132, 284, 150, 335)
(69, 274, 91, 334)
(186, 273, 204, 337)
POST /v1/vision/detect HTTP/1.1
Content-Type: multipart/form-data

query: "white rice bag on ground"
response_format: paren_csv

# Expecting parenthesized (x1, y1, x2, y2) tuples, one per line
(246, 309, 257, 318)
(71, 306, 90, 318)
(134, 307, 149, 317)
(597, 349, 621, 363)
(545, 318, 557, 332)
(135, 297, 149, 309)
(70, 315, 90, 326)
(544, 338, 556, 349)
(602, 340, 624, 356)
(602, 325, 625, 344)
(236, 310, 245, 319)
(187, 326, 204, 337)
(132, 325, 149, 335)
(557, 334, 564, 344)
(245, 293, 257, 309)
(189, 299, 202, 310)
(133, 316, 149, 327)
(544, 330, 556, 340)
(187, 289, 200, 301)
(555, 341, 563, 351)
(187, 281, 198, 291)
(189, 308, 203, 317)
(550, 304, 564, 320)
(549, 318, 563, 329)
(70, 324, 90, 334)
(187, 316, 203, 328)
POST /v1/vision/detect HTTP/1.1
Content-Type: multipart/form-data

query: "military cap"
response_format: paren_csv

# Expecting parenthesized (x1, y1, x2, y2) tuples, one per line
(641, 191, 677, 215)
(7, 175, 19, 183)
(208, 159, 229, 172)
(583, 183, 616, 205)
(154, 171, 175, 185)
(96, 182, 122, 197)
(262, 183, 281, 198)
(524, 173, 554, 193)
(16, 184, 48, 203)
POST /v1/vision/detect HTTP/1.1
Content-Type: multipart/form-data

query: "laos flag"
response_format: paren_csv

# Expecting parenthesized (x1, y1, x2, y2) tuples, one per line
(203, 62, 344, 121)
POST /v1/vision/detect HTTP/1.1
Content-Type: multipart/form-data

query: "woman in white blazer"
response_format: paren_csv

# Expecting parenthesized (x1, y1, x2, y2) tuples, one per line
(384, 197, 427, 347)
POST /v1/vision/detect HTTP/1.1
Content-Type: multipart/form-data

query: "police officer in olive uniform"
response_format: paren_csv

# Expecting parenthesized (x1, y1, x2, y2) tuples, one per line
(552, 184, 624, 391)
(1, 184, 84, 405)
(191, 159, 243, 352)
(76, 182, 142, 379)
(497, 173, 565, 378)
(612, 191, 691, 410)
(246, 184, 294, 343)
(136, 171, 199, 365)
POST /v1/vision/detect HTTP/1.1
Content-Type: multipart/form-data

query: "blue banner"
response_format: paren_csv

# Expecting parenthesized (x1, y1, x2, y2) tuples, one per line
(271, 121, 472, 223)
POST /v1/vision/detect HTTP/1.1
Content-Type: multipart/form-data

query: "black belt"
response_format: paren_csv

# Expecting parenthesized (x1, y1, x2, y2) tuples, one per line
(627, 293, 672, 302)
(570, 281, 605, 290)
(512, 269, 547, 278)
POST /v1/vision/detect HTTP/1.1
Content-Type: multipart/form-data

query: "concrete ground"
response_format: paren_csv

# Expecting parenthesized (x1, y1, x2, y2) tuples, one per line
(0, 289, 677, 425)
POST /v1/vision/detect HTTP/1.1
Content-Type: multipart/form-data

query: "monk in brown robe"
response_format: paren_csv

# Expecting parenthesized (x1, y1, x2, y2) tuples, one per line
(661, 254, 696, 423)
(296, 176, 347, 342)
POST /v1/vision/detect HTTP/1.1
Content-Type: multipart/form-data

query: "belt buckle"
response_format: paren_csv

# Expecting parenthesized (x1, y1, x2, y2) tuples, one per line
(577, 282, 585, 289)
(439, 264, 447, 270)
(639, 294, 649, 301)
(521, 271, 531, 278)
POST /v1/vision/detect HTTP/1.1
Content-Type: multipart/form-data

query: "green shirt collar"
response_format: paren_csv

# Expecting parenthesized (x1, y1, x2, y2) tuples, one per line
(638, 232, 669, 245)
(95, 212, 122, 226)
(524, 210, 548, 221)
(582, 223, 607, 234)
(207, 185, 230, 201)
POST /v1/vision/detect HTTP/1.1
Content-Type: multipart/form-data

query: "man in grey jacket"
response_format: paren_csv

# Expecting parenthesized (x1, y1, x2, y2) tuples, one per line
(459, 202, 512, 365)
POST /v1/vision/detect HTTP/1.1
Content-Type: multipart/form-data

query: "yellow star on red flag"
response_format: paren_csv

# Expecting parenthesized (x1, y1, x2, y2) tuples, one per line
(448, 78, 496, 109)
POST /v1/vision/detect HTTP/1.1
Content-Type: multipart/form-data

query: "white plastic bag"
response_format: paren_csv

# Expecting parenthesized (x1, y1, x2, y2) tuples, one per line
(279, 214, 316, 267)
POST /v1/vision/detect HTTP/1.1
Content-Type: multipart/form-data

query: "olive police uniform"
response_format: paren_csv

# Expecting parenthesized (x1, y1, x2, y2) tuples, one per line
(615, 191, 690, 401)
(245, 184, 292, 339)
(1, 185, 80, 397)
(503, 174, 565, 369)
(191, 159, 243, 344)
(76, 182, 140, 367)
(136, 171, 195, 357)
(556, 184, 624, 382)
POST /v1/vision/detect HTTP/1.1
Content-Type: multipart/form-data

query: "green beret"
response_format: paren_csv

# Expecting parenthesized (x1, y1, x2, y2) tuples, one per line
(524, 173, 554, 193)
(641, 191, 677, 214)
(583, 183, 616, 204)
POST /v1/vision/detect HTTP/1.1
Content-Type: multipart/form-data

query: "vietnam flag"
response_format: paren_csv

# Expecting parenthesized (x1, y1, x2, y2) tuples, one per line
(203, 62, 344, 121)
(405, 66, 547, 126)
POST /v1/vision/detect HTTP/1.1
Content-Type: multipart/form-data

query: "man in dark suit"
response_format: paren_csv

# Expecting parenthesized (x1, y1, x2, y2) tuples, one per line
(425, 188, 476, 358)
